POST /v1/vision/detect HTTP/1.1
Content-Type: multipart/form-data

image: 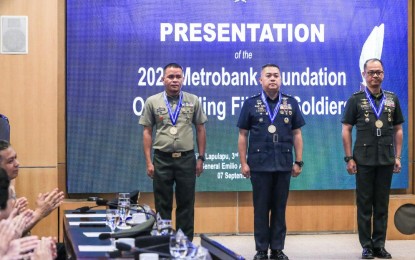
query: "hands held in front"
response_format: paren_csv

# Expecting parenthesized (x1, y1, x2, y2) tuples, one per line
(9, 208, 34, 238)
(34, 188, 65, 219)
(14, 197, 28, 214)
(32, 237, 57, 260)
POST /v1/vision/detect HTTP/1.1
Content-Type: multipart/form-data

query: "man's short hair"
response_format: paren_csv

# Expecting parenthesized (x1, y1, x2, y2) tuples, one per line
(363, 58, 384, 71)
(163, 63, 183, 74)
(261, 63, 280, 71)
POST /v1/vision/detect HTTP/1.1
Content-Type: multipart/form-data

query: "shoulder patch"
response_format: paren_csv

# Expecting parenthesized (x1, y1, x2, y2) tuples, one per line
(281, 92, 292, 97)
(384, 90, 395, 95)
(353, 90, 364, 96)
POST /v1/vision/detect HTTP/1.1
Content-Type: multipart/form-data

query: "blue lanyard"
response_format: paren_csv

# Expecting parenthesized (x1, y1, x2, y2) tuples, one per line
(261, 91, 282, 124)
(163, 92, 183, 126)
(364, 88, 385, 119)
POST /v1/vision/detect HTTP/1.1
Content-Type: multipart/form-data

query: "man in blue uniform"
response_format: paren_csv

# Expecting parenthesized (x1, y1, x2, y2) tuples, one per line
(237, 64, 305, 260)
(342, 58, 404, 259)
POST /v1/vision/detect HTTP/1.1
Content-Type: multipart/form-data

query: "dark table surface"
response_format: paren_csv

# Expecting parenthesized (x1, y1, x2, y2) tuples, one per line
(63, 210, 122, 259)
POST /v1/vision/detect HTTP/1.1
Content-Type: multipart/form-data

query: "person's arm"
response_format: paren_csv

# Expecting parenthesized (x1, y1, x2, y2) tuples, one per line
(342, 123, 356, 174)
(10, 185, 28, 214)
(292, 128, 303, 177)
(10, 208, 34, 238)
(195, 124, 206, 177)
(14, 197, 28, 214)
(238, 128, 250, 178)
(32, 237, 55, 260)
(0, 219, 17, 255)
(24, 188, 64, 234)
(143, 126, 154, 178)
(393, 124, 403, 173)
(4, 235, 40, 260)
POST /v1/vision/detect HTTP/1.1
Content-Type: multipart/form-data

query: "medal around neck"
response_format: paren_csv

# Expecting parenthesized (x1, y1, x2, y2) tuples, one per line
(170, 126, 178, 135)
(268, 125, 277, 133)
(364, 88, 386, 127)
(375, 120, 383, 128)
(163, 92, 183, 134)
(261, 91, 282, 131)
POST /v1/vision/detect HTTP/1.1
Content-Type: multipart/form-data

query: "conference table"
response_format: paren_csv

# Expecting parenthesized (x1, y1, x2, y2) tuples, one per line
(63, 210, 122, 259)
(63, 210, 196, 259)
(63, 209, 243, 260)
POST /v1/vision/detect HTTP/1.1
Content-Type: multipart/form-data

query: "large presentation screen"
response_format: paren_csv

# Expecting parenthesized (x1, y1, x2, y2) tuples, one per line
(66, 0, 408, 193)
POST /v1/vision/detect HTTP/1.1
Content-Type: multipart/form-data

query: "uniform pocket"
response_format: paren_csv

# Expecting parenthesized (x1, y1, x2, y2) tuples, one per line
(248, 142, 270, 166)
(353, 143, 374, 165)
(280, 142, 293, 166)
(378, 137, 395, 165)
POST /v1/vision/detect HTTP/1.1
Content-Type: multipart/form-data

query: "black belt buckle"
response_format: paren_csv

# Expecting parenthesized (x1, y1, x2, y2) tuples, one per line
(377, 128, 381, 137)
(273, 134, 279, 143)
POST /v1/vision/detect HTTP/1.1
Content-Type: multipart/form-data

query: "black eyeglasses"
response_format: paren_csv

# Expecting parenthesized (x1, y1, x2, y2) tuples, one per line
(366, 70, 384, 76)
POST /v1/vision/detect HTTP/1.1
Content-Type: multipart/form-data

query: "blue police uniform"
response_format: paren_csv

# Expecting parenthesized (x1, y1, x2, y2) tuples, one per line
(237, 92, 305, 252)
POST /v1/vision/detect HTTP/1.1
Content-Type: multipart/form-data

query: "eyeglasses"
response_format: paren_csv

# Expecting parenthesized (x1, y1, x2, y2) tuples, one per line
(366, 70, 384, 76)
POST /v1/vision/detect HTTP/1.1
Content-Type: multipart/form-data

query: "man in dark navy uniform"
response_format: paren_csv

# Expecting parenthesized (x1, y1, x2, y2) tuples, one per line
(342, 58, 404, 259)
(237, 64, 305, 260)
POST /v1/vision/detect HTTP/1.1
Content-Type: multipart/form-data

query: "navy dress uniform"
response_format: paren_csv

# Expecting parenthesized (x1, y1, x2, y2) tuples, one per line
(237, 92, 305, 252)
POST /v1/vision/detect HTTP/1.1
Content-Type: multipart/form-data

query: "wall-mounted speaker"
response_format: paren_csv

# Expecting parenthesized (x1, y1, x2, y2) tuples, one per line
(387, 195, 415, 240)
(0, 16, 28, 54)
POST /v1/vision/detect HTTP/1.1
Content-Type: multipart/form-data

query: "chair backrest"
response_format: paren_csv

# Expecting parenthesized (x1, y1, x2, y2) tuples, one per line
(0, 114, 10, 142)
(200, 234, 245, 260)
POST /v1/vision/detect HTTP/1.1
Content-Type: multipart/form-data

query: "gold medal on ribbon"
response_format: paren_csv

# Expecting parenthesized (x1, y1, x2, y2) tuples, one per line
(170, 126, 178, 135)
(375, 120, 383, 128)
(268, 125, 276, 133)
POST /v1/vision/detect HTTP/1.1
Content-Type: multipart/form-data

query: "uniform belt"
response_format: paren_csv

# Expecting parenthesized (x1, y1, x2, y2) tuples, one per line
(154, 149, 194, 158)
